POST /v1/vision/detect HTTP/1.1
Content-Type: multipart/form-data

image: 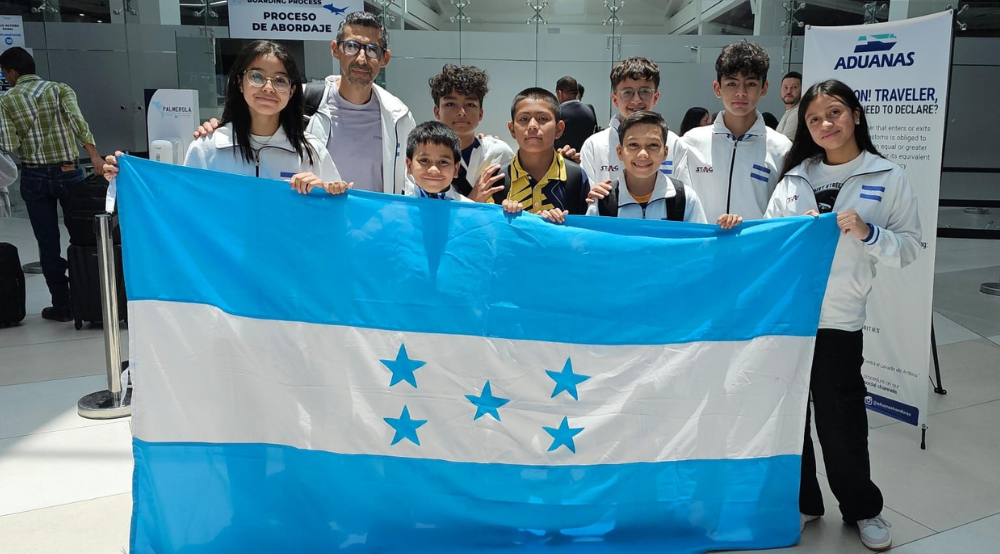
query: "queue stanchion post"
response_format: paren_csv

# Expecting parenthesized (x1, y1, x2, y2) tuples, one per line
(77, 212, 131, 419)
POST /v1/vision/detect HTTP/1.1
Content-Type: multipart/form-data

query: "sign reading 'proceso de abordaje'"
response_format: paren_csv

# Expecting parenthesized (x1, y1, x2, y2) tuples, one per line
(228, 0, 362, 41)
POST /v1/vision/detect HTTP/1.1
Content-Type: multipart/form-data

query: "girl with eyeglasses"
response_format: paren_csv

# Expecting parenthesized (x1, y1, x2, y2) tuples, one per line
(765, 79, 922, 551)
(105, 40, 349, 195)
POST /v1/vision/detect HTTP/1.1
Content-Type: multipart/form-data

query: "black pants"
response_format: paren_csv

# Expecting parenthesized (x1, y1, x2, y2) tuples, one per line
(800, 329, 884, 522)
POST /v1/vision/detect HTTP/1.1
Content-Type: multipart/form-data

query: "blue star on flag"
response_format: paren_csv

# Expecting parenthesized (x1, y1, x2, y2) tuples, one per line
(383, 406, 427, 446)
(465, 381, 510, 421)
(380, 344, 426, 388)
(546, 357, 590, 400)
(543, 416, 584, 453)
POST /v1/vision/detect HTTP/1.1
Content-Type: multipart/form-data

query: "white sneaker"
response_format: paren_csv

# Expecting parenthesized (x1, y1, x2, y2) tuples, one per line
(857, 515, 892, 551)
(800, 513, 820, 532)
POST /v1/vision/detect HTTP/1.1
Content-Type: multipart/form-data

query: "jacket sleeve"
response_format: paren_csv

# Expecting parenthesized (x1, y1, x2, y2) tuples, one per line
(58, 83, 96, 146)
(314, 145, 342, 182)
(764, 176, 818, 218)
(670, 139, 692, 189)
(579, 136, 599, 184)
(484, 139, 514, 172)
(393, 112, 417, 194)
(182, 140, 209, 169)
(863, 169, 922, 269)
(683, 185, 708, 224)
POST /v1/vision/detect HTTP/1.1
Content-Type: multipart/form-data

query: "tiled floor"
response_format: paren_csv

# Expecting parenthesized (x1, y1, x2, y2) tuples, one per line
(2, 217, 999, 553)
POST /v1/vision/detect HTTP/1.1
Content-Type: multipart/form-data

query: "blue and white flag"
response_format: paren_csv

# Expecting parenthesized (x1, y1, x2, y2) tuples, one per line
(118, 156, 839, 554)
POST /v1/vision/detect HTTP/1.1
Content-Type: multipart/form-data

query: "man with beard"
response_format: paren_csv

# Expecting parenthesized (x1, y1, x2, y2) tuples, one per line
(195, 12, 415, 194)
(775, 71, 802, 141)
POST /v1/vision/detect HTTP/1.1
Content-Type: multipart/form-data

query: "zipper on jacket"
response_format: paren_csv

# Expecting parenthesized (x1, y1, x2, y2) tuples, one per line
(254, 148, 261, 178)
(725, 138, 739, 214)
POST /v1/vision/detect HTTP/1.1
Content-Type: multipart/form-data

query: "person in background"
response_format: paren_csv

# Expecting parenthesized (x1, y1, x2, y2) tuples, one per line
(0, 47, 105, 322)
(679, 107, 710, 137)
(776, 71, 802, 140)
(762, 111, 779, 129)
(554, 76, 598, 152)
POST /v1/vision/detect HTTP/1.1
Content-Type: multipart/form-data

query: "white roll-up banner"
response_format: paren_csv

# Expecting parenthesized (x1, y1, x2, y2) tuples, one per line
(803, 11, 954, 426)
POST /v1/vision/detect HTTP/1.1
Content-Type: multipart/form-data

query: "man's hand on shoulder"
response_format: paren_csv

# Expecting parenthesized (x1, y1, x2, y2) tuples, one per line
(193, 118, 221, 139)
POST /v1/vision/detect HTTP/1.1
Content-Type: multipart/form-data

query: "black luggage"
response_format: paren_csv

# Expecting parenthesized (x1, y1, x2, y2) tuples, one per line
(68, 243, 127, 330)
(0, 242, 26, 327)
(64, 175, 121, 246)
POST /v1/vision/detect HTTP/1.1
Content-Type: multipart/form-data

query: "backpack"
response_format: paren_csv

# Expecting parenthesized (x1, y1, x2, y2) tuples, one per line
(303, 82, 326, 119)
(602, 177, 687, 221)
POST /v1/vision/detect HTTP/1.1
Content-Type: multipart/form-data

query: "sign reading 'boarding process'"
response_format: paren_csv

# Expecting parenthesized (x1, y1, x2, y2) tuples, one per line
(228, 0, 362, 41)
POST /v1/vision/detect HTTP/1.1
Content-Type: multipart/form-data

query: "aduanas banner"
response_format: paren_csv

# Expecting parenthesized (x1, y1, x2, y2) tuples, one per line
(803, 11, 954, 426)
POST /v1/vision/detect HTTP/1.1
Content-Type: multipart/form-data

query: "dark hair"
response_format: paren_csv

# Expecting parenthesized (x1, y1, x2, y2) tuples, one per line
(556, 76, 579, 96)
(577, 84, 585, 100)
(782, 71, 802, 82)
(679, 107, 709, 136)
(610, 57, 660, 91)
(781, 79, 882, 178)
(0, 47, 35, 75)
(716, 40, 769, 84)
(762, 111, 779, 129)
(510, 87, 560, 121)
(220, 40, 314, 166)
(406, 121, 461, 163)
(618, 110, 669, 144)
(336, 11, 388, 48)
(429, 64, 489, 106)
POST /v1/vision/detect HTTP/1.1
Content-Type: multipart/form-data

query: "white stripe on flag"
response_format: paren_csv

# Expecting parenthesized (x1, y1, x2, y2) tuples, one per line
(132, 300, 813, 466)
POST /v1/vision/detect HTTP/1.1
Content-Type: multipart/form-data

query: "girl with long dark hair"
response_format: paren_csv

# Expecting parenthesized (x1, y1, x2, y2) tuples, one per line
(765, 79, 921, 551)
(678, 107, 710, 137)
(106, 41, 347, 194)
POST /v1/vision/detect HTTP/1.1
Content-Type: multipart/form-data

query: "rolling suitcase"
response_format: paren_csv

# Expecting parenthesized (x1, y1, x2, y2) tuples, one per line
(0, 242, 26, 327)
(68, 243, 127, 330)
(64, 175, 121, 246)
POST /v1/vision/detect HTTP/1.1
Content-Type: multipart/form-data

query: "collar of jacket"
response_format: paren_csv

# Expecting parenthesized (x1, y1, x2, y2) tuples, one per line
(212, 123, 296, 153)
(320, 76, 410, 123)
(511, 150, 566, 185)
(712, 110, 767, 141)
(616, 171, 676, 208)
(608, 113, 625, 132)
(783, 150, 896, 184)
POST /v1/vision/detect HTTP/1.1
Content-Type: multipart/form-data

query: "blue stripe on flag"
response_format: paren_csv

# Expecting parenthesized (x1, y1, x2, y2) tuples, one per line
(115, 156, 839, 346)
(130, 439, 802, 554)
(860, 185, 885, 192)
(659, 160, 673, 175)
(859, 193, 883, 202)
(750, 172, 769, 182)
(752, 164, 771, 174)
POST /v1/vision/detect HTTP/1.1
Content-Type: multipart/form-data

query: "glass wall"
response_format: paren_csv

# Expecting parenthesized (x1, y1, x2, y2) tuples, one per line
(2, 0, 999, 233)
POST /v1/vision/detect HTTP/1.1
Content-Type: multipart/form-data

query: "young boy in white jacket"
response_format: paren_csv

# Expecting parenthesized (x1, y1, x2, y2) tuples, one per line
(585, 111, 707, 223)
(765, 79, 921, 553)
(403, 121, 473, 202)
(428, 64, 513, 203)
(672, 40, 791, 223)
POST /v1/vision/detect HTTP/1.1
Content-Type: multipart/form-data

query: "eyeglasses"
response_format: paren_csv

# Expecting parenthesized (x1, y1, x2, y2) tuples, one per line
(616, 88, 656, 101)
(339, 40, 386, 60)
(244, 70, 292, 93)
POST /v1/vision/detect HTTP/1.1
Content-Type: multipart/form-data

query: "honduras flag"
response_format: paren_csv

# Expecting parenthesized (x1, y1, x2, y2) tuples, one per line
(117, 156, 838, 554)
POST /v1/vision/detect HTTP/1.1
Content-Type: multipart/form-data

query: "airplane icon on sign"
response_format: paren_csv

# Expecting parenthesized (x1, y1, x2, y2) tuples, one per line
(322, 4, 348, 14)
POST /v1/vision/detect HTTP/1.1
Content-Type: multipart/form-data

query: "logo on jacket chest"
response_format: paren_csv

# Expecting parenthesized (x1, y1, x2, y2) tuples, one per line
(695, 166, 713, 173)
(600, 164, 620, 172)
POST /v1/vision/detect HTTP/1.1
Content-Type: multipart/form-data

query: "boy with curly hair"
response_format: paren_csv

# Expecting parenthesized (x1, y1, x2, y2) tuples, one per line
(428, 64, 514, 202)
